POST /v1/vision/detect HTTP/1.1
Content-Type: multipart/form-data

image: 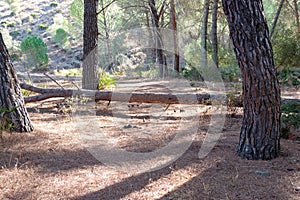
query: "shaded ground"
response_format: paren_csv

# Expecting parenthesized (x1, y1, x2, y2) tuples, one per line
(0, 83, 299, 199)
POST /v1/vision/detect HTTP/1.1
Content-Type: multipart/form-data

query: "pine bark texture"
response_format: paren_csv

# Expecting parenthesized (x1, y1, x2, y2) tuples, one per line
(83, 0, 99, 90)
(0, 33, 33, 132)
(222, 0, 281, 160)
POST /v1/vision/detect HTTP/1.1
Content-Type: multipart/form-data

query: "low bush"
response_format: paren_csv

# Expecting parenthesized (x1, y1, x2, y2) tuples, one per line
(20, 35, 49, 70)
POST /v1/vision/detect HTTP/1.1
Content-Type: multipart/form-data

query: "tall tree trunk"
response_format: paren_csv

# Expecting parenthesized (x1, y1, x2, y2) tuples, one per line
(0, 33, 33, 132)
(211, 0, 219, 67)
(83, 0, 99, 90)
(146, 10, 156, 64)
(270, 0, 285, 38)
(100, 0, 113, 67)
(293, 0, 300, 34)
(200, 0, 210, 69)
(170, 0, 180, 72)
(222, 0, 281, 160)
(148, 0, 167, 77)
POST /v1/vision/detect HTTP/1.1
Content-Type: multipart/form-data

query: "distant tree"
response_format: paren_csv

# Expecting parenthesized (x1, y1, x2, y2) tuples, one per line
(170, 0, 180, 72)
(148, 0, 167, 77)
(269, 0, 285, 38)
(82, 0, 99, 89)
(222, 0, 281, 160)
(0, 33, 33, 132)
(200, 0, 210, 69)
(211, 0, 219, 67)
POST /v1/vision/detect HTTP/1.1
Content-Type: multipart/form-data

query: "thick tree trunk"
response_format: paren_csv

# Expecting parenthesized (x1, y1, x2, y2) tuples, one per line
(148, 0, 167, 77)
(211, 0, 219, 67)
(0, 33, 33, 132)
(222, 0, 281, 160)
(83, 0, 99, 89)
(200, 0, 210, 69)
(270, 0, 285, 38)
(170, 0, 180, 72)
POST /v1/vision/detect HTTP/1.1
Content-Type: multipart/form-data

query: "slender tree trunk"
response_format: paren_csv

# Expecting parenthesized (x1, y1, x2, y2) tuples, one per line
(211, 0, 219, 67)
(83, 0, 99, 89)
(293, 0, 300, 34)
(270, 0, 285, 38)
(170, 0, 180, 72)
(100, 0, 113, 66)
(146, 11, 156, 64)
(0, 33, 33, 132)
(200, 0, 210, 69)
(148, 0, 167, 77)
(222, 0, 281, 160)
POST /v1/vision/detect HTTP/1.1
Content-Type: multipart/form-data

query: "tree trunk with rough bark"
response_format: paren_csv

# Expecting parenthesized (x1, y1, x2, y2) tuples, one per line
(200, 0, 210, 69)
(0, 33, 33, 132)
(222, 0, 281, 160)
(211, 0, 219, 67)
(83, 0, 99, 90)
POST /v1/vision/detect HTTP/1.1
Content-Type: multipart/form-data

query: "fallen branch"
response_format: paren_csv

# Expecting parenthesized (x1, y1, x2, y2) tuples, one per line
(21, 83, 234, 105)
(21, 83, 299, 107)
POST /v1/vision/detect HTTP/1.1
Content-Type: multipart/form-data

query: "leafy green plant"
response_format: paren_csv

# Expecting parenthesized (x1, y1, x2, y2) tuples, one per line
(53, 28, 68, 45)
(0, 107, 15, 137)
(98, 70, 117, 90)
(277, 67, 300, 86)
(281, 101, 300, 139)
(181, 66, 204, 81)
(38, 24, 48, 30)
(220, 65, 241, 82)
(20, 35, 49, 70)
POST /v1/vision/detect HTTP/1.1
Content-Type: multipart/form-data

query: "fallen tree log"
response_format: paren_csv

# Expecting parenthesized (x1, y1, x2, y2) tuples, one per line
(20, 83, 299, 107)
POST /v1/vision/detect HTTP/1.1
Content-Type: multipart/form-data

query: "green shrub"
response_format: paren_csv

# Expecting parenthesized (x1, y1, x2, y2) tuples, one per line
(38, 24, 48, 30)
(277, 67, 300, 86)
(281, 101, 300, 139)
(98, 70, 117, 90)
(20, 35, 49, 70)
(0, 107, 15, 136)
(220, 65, 241, 82)
(181, 66, 204, 81)
(53, 28, 68, 45)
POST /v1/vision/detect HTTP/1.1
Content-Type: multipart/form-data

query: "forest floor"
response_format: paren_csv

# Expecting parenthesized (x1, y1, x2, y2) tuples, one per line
(0, 79, 300, 200)
(1, 0, 300, 199)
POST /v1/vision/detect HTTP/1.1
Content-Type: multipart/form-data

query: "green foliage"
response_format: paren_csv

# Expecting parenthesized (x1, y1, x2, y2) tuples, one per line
(220, 65, 241, 82)
(273, 28, 300, 68)
(50, 2, 58, 7)
(281, 101, 300, 139)
(69, 0, 84, 36)
(53, 28, 68, 45)
(277, 67, 300, 86)
(0, 107, 15, 136)
(20, 35, 49, 70)
(38, 24, 48, 30)
(98, 70, 117, 90)
(181, 66, 203, 81)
